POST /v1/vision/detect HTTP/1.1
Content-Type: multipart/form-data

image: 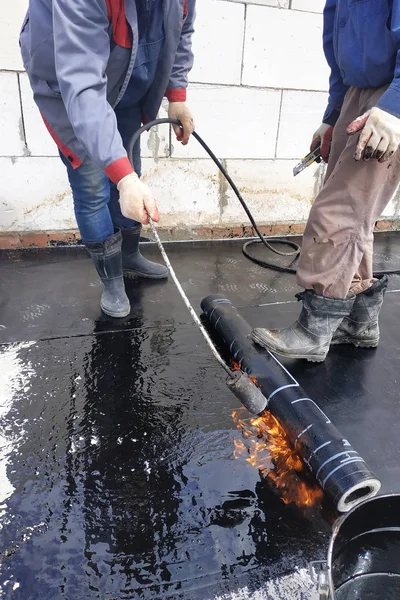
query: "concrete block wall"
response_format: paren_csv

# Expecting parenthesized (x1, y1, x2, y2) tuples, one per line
(0, 0, 399, 245)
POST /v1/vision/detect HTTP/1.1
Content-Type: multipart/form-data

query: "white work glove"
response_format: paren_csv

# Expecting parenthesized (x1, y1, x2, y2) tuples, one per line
(168, 102, 194, 146)
(117, 172, 160, 225)
(310, 123, 334, 163)
(347, 107, 400, 161)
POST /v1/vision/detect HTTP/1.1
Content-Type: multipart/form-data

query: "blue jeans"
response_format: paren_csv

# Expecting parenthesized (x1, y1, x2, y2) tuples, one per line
(61, 104, 142, 243)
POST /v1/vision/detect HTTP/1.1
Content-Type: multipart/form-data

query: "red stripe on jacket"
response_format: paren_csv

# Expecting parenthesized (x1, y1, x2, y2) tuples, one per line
(104, 157, 134, 183)
(41, 115, 83, 169)
(105, 0, 132, 48)
(42, 114, 134, 182)
(165, 88, 187, 102)
(105, 0, 186, 48)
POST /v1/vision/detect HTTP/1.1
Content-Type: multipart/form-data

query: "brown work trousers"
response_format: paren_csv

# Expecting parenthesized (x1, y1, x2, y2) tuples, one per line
(297, 85, 400, 299)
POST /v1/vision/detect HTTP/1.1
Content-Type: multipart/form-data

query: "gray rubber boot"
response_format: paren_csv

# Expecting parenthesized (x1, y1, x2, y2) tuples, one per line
(252, 290, 356, 362)
(331, 275, 389, 348)
(86, 230, 130, 318)
(121, 225, 168, 279)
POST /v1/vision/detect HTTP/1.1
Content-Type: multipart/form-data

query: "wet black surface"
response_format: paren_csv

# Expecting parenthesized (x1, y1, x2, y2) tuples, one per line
(0, 233, 399, 599)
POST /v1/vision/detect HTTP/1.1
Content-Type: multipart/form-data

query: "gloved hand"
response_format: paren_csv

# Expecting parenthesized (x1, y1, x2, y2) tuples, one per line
(168, 102, 194, 145)
(117, 172, 160, 225)
(310, 123, 334, 162)
(347, 107, 400, 161)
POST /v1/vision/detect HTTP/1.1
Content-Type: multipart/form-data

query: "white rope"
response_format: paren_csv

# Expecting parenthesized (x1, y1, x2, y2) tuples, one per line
(148, 218, 232, 377)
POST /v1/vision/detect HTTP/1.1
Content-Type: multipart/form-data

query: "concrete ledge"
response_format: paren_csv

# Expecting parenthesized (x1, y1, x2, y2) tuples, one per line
(0, 219, 398, 249)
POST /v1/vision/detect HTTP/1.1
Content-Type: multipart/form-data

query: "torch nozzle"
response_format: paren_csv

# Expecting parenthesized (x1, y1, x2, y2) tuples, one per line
(226, 371, 268, 415)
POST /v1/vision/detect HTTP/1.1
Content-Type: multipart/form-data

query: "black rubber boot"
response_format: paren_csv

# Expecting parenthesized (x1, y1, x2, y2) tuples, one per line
(252, 290, 356, 362)
(331, 275, 389, 348)
(121, 225, 168, 279)
(86, 230, 130, 318)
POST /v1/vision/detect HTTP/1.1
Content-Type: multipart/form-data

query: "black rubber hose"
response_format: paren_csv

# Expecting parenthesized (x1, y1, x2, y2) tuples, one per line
(128, 119, 299, 260)
(127, 119, 400, 276)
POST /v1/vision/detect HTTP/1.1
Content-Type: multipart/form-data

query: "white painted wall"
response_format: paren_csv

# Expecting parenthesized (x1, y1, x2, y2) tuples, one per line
(0, 0, 397, 236)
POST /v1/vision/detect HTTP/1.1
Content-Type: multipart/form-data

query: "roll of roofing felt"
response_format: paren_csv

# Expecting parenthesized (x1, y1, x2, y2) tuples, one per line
(200, 294, 381, 513)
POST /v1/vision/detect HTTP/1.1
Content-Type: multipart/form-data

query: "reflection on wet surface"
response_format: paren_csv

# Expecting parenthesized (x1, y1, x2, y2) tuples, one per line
(0, 234, 400, 598)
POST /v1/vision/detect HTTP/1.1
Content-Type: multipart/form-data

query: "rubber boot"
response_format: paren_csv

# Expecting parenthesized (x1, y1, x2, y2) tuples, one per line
(86, 230, 130, 318)
(252, 290, 356, 362)
(331, 275, 388, 348)
(121, 225, 168, 279)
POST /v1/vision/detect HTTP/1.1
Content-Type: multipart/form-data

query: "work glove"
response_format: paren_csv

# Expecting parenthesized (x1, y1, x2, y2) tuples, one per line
(168, 102, 194, 146)
(117, 172, 160, 225)
(310, 123, 334, 163)
(347, 107, 400, 162)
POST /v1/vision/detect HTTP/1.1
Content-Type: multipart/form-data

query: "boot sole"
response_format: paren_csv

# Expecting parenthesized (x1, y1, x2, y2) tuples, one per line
(123, 269, 168, 280)
(331, 338, 379, 348)
(101, 304, 130, 318)
(252, 334, 327, 363)
(272, 350, 326, 363)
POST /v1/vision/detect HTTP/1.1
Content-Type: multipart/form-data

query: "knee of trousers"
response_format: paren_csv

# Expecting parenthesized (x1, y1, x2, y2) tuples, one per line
(304, 203, 371, 248)
(72, 182, 110, 215)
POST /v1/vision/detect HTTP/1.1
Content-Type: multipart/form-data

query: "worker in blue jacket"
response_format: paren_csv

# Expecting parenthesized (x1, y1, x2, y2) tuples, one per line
(253, 0, 400, 362)
(20, 0, 195, 318)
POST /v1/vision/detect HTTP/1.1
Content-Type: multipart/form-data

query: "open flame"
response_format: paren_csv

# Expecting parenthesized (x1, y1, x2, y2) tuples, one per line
(232, 409, 324, 508)
(231, 361, 258, 386)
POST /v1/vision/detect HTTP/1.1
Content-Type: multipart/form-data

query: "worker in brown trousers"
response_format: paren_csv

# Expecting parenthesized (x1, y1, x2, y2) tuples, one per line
(252, 0, 400, 362)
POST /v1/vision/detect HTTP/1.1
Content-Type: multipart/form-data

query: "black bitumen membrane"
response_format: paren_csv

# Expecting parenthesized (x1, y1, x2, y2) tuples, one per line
(0, 233, 399, 599)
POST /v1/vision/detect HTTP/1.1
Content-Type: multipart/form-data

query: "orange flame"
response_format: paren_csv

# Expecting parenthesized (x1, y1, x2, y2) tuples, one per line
(232, 409, 324, 508)
(231, 361, 258, 385)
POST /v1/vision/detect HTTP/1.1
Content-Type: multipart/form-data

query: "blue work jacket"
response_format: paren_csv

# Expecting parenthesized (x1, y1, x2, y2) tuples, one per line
(323, 0, 400, 123)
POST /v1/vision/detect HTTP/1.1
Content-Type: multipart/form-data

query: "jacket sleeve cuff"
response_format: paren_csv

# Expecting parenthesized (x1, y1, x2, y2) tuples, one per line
(104, 157, 134, 183)
(323, 107, 341, 127)
(323, 104, 342, 126)
(376, 84, 400, 118)
(165, 88, 187, 102)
